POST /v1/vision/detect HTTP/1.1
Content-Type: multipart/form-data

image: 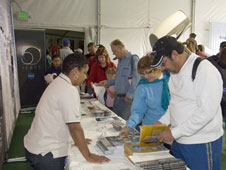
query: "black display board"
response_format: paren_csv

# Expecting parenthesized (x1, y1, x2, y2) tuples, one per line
(15, 29, 46, 108)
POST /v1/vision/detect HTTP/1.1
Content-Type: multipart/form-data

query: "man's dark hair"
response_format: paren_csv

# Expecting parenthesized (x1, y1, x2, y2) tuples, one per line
(220, 41, 226, 48)
(190, 33, 196, 38)
(87, 42, 96, 48)
(62, 52, 88, 75)
(166, 42, 184, 59)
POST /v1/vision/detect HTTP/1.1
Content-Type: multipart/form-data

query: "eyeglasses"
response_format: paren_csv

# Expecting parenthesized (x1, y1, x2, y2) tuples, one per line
(140, 70, 153, 76)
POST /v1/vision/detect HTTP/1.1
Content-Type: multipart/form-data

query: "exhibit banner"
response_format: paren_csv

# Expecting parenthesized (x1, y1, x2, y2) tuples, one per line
(15, 29, 46, 108)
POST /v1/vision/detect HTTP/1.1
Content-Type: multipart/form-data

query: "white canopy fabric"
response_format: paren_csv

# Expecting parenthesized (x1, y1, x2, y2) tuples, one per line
(195, 0, 226, 53)
(10, 0, 226, 54)
(0, 0, 20, 148)
(12, 0, 191, 58)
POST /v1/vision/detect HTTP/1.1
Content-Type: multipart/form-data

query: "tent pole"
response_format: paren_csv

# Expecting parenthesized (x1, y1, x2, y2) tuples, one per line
(97, 0, 101, 44)
(191, 0, 196, 33)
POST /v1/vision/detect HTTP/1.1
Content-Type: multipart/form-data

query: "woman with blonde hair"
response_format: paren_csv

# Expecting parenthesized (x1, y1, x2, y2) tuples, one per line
(120, 55, 170, 136)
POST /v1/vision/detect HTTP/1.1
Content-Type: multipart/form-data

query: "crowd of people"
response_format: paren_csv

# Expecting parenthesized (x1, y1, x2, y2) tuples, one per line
(24, 35, 226, 170)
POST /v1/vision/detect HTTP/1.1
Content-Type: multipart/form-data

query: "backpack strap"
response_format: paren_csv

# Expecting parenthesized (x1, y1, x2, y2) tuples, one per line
(192, 56, 207, 81)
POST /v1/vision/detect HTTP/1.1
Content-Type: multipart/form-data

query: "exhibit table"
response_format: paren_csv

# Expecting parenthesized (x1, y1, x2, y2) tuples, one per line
(66, 97, 138, 170)
(66, 96, 188, 170)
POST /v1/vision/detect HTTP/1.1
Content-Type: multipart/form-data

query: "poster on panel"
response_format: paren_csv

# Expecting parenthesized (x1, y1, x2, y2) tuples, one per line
(15, 29, 46, 108)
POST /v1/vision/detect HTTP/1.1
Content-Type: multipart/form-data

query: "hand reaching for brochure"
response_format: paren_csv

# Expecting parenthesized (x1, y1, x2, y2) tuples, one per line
(119, 126, 130, 136)
(98, 80, 107, 86)
(90, 82, 94, 89)
(158, 130, 174, 142)
(153, 121, 162, 125)
(86, 153, 110, 163)
(86, 138, 92, 144)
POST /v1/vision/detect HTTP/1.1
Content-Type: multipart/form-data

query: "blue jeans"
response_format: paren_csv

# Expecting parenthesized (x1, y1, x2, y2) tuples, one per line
(113, 96, 132, 120)
(25, 148, 66, 170)
(172, 137, 222, 170)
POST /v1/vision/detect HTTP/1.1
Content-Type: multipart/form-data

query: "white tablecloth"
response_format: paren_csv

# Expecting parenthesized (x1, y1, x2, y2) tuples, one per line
(66, 97, 189, 170)
(66, 98, 139, 170)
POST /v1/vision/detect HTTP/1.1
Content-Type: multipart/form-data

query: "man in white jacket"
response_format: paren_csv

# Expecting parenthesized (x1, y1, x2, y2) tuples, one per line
(151, 36, 223, 170)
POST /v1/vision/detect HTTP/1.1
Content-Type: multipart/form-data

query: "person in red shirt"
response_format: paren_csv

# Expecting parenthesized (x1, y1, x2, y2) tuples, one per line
(51, 39, 62, 56)
(86, 46, 116, 92)
(196, 44, 207, 57)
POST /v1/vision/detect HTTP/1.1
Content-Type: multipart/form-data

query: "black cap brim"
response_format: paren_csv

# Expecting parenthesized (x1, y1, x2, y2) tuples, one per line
(150, 54, 163, 68)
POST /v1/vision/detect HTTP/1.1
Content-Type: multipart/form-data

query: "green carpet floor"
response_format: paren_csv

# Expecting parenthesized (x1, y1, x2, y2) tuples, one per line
(3, 112, 34, 170)
(7, 112, 34, 159)
(2, 112, 226, 170)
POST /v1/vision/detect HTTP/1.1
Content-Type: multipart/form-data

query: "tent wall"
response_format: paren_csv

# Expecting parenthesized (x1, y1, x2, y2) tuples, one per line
(195, 0, 226, 53)
(11, 0, 226, 55)
(100, 0, 191, 58)
(0, 0, 20, 149)
(13, 0, 97, 29)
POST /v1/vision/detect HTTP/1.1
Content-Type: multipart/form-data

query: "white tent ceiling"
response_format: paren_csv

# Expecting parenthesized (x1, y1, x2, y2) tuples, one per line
(12, 0, 192, 58)
(195, 0, 226, 50)
(8, 0, 226, 56)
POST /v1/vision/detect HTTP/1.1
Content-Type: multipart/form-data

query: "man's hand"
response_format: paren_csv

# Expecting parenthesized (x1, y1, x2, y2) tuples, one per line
(124, 96, 132, 103)
(85, 138, 92, 144)
(158, 130, 174, 142)
(119, 126, 130, 136)
(90, 82, 94, 89)
(68, 123, 111, 164)
(98, 80, 107, 86)
(86, 153, 110, 163)
(104, 84, 109, 89)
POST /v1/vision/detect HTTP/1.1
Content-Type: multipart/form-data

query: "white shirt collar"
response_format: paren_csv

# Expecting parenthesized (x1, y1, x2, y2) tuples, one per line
(58, 73, 72, 85)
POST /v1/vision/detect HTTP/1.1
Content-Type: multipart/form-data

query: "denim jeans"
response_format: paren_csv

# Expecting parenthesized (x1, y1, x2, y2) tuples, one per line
(25, 148, 66, 170)
(113, 96, 132, 120)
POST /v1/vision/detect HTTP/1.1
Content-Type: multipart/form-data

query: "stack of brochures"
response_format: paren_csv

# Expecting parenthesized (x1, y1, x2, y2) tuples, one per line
(124, 125, 187, 170)
(87, 105, 111, 117)
(124, 143, 169, 156)
(124, 125, 170, 156)
(134, 157, 187, 170)
(96, 135, 140, 155)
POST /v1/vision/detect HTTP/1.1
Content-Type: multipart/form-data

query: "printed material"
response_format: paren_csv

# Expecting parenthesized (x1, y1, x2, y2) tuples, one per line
(139, 125, 170, 146)
(124, 125, 170, 156)
(80, 93, 94, 99)
(129, 151, 173, 163)
(87, 105, 111, 117)
(93, 83, 105, 104)
(97, 135, 140, 155)
(124, 143, 168, 156)
(134, 157, 187, 170)
(95, 116, 120, 122)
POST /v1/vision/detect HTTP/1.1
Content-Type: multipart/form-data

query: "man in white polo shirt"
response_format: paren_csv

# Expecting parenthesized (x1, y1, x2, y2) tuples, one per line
(151, 36, 223, 170)
(24, 52, 110, 170)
